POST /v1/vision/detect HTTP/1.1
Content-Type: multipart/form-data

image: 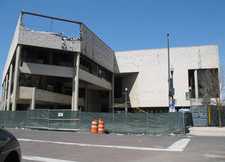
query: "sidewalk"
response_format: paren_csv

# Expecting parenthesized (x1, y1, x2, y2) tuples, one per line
(188, 127, 225, 137)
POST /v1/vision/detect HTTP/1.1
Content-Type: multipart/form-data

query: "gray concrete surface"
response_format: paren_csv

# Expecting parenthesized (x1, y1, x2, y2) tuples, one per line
(188, 127, 225, 137)
(5, 128, 225, 162)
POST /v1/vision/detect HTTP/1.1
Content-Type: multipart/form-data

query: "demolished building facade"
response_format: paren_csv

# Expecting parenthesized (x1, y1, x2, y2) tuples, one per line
(1, 12, 221, 112)
(1, 12, 114, 112)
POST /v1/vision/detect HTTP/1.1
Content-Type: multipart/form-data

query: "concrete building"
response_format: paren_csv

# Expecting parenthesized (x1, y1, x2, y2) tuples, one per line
(1, 12, 113, 112)
(0, 12, 221, 112)
(115, 45, 220, 112)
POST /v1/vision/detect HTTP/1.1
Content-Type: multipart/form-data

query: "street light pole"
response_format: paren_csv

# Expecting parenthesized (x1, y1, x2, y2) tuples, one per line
(167, 34, 171, 112)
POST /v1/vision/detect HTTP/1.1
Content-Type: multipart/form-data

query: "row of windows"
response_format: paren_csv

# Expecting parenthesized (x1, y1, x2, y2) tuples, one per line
(19, 74, 72, 95)
(80, 55, 112, 82)
(21, 46, 112, 83)
(21, 46, 74, 67)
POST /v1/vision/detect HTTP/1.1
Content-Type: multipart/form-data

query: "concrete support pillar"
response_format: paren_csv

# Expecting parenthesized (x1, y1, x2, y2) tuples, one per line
(72, 53, 80, 111)
(1, 84, 4, 110)
(30, 88, 36, 110)
(3, 75, 9, 111)
(2, 81, 6, 111)
(194, 70, 199, 98)
(7, 64, 13, 111)
(12, 45, 21, 111)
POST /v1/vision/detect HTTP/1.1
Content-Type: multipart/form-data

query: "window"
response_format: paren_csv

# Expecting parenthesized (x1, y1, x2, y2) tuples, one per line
(80, 55, 112, 83)
(188, 69, 219, 98)
(114, 77, 122, 98)
(188, 70, 195, 98)
(198, 69, 219, 98)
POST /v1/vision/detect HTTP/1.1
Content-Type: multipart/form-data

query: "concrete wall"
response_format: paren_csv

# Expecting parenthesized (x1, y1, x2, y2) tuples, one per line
(80, 24, 114, 72)
(115, 45, 220, 108)
(18, 25, 81, 52)
(20, 62, 74, 78)
(2, 14, 21, 84)
(18, 87, 71, 105)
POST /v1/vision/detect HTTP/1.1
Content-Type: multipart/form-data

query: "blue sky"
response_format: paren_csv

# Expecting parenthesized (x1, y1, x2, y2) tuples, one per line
(0, 0, 225, 99)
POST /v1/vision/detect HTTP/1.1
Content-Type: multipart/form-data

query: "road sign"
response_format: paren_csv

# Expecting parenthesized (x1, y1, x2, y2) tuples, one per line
(169, 104, 176, 112)
(185, 92, 190, 100)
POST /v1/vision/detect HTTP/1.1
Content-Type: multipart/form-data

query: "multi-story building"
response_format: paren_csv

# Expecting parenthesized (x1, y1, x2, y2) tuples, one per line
(0, 12, 221, 113)
(1, 12, 114, 112)
(115, 45, 220, 112)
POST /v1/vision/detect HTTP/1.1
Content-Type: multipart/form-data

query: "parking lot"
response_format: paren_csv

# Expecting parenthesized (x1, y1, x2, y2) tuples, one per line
(6, 128, 225, 162)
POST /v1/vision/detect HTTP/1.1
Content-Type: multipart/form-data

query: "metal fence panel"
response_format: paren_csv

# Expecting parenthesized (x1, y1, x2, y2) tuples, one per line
(0, 110, 184, 134)
(27, 110, 49, 129)
(209, 107, 225, 126)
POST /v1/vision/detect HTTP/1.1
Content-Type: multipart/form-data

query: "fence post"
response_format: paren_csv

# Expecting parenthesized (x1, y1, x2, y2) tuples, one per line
(48, 109, 50, 129)
(113, 107, 115, 133)
(183, 112, 186, 135)
(63, 110, 65, 130)
(147, 110, 149, 135)
(26, 110, 29, 128)
(79, 109, 82, 130)
(37, 110, 39, 128)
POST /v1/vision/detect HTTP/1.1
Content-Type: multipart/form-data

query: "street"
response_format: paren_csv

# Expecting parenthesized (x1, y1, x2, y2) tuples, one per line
(7, 128, 225, 162)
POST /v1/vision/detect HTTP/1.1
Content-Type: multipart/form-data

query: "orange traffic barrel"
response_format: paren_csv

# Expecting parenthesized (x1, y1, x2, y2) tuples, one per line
(98, 121, 104, 133)
(91, 120, 98, 133)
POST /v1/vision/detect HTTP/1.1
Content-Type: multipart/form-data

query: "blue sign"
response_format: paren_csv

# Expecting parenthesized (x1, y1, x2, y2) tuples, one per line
(169, 104, 176, 112)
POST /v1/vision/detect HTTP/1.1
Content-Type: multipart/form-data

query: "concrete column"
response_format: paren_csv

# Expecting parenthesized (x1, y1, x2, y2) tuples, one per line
(4, 75, 9, 111)
(72, 53, 80, 111)
(1, 84, 4, 110)
(1, 81, 6, 111)
(194, 70, 199, 98)
(30, 88, 36, 110)
(12, 45, 21, 111)
(7, 64, 13, 111)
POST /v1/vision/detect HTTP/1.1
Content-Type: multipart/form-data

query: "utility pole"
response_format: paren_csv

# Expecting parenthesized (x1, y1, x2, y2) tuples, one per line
(167, 34, 171, 112)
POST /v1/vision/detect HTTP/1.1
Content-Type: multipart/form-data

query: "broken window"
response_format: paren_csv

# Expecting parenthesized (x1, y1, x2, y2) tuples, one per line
(80, 55, 112, 83)
(19, 74, 72, 95)
(21, 46, 74, 67)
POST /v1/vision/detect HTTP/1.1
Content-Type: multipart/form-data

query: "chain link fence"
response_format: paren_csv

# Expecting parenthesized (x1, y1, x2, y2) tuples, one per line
(0, 110, 188, 135)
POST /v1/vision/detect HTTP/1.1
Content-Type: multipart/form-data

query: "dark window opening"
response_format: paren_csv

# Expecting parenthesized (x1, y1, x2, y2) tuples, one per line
(114, 77, 122, 98)
(101, 91, 109, 98)
(80, 55, 112, 83)
(79, 88, 85, 98)
(21, 46, 74, 67)
(188, 70, 196, 98)
(198, 69, 219, 98)
(19, 74, 72, 95)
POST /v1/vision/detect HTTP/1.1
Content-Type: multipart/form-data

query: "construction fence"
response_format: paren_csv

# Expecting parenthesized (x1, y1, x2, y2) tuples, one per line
(0, 110, 191, 135)
(191, 106, 225, 127)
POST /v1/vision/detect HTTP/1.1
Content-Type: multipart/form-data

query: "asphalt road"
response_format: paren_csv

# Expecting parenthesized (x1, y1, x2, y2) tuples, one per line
(6, 128, 225, 162)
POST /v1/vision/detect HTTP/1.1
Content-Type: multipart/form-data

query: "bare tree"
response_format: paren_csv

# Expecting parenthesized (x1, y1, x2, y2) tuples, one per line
(199, 68, 224, 127)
